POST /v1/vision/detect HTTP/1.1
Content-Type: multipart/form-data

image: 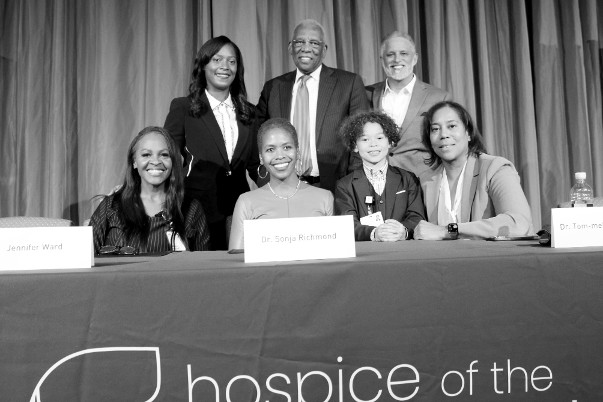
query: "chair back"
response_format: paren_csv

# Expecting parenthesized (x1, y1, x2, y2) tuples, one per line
(0, 217, 73, 228)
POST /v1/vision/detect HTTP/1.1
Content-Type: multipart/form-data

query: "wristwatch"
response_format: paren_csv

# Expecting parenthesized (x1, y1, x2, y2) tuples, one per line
(447, 223, 459, 240)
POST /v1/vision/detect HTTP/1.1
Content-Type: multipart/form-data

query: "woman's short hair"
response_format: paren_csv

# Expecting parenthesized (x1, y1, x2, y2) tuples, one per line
(421, 101, 487, 168)
(257, 118, 299, 150)
(188, 36, 253, 123)
(338, 111, 400, 151)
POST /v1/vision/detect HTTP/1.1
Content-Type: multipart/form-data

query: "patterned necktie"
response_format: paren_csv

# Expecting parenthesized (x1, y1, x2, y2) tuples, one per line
(293, 75, 312, 175)
(370, 168, 386, 196)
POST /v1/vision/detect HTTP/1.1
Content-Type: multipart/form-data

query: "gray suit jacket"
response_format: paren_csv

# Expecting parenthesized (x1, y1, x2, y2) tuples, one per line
(419, 154, 534, 238)
(366, 79, 450, 178)
(257, 65, 369, 192)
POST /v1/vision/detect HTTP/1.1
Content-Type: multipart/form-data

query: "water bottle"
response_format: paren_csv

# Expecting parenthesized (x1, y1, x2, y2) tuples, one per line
(570, 172, 593, 206)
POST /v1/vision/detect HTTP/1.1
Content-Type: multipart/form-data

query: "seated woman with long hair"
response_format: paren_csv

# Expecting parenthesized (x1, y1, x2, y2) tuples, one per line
(90, 126, 210, 253)
(228, 118, 333, 250)
(414, 101, 533, 240)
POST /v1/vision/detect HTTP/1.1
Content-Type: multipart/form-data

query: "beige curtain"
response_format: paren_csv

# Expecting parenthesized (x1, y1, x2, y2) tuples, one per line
(2, 0, 603, 230)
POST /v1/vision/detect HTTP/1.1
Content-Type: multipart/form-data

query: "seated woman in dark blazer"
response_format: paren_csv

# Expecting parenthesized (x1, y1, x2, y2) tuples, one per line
(414, 101, 533, 239)
(335, 111, 426, 241)
(89, 127, 210, 254)
(164, 36, 258, 250)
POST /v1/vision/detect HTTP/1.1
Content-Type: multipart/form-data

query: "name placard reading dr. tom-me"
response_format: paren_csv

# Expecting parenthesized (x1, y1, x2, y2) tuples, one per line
(243, 215, 355, 263)
(0, 227, 93, 271)
(551, 207, 603, 248)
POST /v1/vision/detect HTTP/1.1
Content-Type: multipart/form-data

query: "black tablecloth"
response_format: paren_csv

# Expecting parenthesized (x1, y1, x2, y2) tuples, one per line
(2, 240, 602, 401)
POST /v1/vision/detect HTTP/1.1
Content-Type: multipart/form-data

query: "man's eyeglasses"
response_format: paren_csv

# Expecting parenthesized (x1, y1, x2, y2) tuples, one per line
(98, 245, 138, 255)
(291, 39, 324, 50)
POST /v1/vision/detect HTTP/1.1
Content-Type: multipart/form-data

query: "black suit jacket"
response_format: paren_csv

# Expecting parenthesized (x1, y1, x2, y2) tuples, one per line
(366, 79, 450, 177)
(334, 166, 426, 241)
(164, 95, 257, 223)
(257, 65, 369, 192)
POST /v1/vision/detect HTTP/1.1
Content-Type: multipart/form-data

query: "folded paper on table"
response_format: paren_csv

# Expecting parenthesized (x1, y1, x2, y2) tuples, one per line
(0, 227, 93, 271)
(550, 207, 603, 248)
(243, 215, 355, 263)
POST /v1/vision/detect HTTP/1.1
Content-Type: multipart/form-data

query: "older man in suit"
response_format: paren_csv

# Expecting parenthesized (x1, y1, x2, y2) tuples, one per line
(366, 32, 451, 178)
(257, 19, 369, 193)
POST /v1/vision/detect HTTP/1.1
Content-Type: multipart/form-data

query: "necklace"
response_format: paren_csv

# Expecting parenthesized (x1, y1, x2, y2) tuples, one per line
(268, 179, 301, 200)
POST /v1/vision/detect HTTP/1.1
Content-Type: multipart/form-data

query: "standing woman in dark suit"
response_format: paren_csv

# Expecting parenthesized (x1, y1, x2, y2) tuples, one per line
(164, 36, 258, 250)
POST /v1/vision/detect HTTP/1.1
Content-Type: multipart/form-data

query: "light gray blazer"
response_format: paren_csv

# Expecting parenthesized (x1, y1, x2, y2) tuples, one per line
(366, 79, 451, 177)
(419, 154, 534, 238)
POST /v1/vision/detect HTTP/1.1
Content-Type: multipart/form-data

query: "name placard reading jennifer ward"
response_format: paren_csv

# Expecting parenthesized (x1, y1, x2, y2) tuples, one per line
(243, 215, 355, 263)
(0, 226, 93, 271)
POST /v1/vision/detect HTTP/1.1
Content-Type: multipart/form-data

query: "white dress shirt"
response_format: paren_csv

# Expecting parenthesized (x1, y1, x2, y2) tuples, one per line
(206, 90, 238, 163)
(381, 74, 417, 128)
(363, 160, 388, 196)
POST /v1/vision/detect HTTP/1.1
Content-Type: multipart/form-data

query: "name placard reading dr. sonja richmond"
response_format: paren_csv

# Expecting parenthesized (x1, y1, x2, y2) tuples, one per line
(243, 215, 355, 263)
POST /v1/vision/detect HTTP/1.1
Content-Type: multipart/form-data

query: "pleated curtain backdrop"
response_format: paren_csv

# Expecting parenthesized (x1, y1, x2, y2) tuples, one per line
(2, 0, 603, 230)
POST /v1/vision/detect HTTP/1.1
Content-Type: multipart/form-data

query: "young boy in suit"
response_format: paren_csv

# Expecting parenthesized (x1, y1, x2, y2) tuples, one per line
(335, 111, 426, 241)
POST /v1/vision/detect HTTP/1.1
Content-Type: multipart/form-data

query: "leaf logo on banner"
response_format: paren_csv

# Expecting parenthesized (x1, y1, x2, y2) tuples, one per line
(29, 347, 161, 402)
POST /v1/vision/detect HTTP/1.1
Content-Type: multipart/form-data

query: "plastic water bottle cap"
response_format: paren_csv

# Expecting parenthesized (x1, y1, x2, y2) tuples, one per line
(575, 172, 586, 180)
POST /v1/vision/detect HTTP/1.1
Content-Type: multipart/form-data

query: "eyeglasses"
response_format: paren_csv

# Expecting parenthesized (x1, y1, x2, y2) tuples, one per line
(291, 39, 324, 50)
(98, 245, 138, 255)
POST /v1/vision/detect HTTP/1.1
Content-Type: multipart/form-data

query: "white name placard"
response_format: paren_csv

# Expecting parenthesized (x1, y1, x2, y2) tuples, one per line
(550, 207, 603, 248)
(0, 227, 93, 271)
(243, 215, 356, 263)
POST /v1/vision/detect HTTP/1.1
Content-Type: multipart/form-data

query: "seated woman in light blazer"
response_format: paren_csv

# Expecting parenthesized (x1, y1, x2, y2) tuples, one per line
(414, 101, 534, 240)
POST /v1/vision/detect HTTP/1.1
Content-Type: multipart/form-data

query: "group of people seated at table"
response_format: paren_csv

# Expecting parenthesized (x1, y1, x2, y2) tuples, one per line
(90, 19, 534, 254)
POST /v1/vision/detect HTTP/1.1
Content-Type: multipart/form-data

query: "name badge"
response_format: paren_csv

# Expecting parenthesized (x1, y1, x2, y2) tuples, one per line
(243, 215, 355, 263)
(0, 227, 94, 271)
(360, 211, 384, 227)
(550, 207, 603, 248)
